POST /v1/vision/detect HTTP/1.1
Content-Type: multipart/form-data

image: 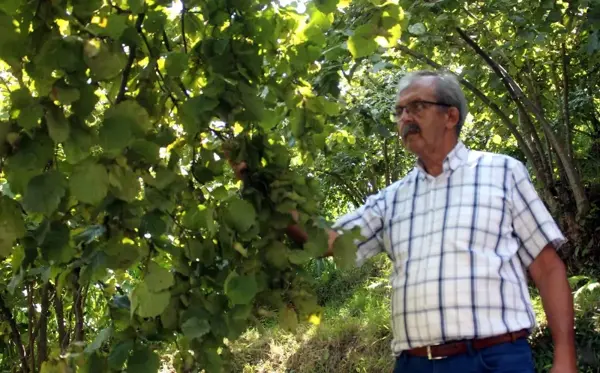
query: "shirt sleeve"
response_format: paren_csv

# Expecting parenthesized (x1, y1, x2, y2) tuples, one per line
(509, 161, 567, 268)
(332, 191, 386, 267)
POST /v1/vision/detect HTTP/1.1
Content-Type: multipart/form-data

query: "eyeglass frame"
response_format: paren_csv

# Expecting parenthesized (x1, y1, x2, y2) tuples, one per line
(394, 100, 453, 120)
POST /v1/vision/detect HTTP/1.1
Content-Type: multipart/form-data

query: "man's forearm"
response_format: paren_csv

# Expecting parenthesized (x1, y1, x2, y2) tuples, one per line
(534, 261, 576, 367)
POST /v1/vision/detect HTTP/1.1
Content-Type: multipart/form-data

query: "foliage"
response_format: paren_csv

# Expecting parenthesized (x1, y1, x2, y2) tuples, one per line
(0, 0, 406, 371)
(230, 260, 600, 373)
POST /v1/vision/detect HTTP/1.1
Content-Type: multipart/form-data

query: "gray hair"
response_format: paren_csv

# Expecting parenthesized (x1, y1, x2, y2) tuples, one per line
(395, 70, 468, 136)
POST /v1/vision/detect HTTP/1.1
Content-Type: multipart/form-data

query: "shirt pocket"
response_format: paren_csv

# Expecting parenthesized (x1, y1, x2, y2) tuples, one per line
(460, 185, 511, 253)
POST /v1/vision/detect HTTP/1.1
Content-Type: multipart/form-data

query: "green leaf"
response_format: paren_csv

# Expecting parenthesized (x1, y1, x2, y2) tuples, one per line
(0, 0, 20, 15)
(126, 345, 160, 373)
(332, 233, 358, 270)
(165, 52, 188, 77)
(41, 222, 75, 264)
(160, 297, 179, 330)
(128, 139, 160, 163)
(108, 340, 134, 370)
(288, 249, 312, 265)
(265, 241, 289, 269)
(130, 282, 170, 318)
(182, 205, 215, 233)
(102, 14, 129, 40)
(108, 165, 140, 202)
(64, 123, 96, 164)
(314, 0, 338, 13)
(127, 0, 145, 14)
(52, 85, 81, 105)
(408, 23, 426, 35)
(82, 352, 108, 373)
(23, 171, 67, 216)
(181, 317, 210, 340)
(45, 106, 70, 143)
(144, 261, 174, 292)
(279, 306, 298, 332)
(225, 198, 256, 233)
(224, 272, 258, 305)
(104, 238, 140, 270)
(72, 0, 102, 18)
(144, 10, 167, 34)
(69, 162, 109, 205)
(348, 34, 378, 59)
(140, 212, 167, 237)
(105, 100, 151, 136)
(84, 41, 128, 81)
(178, 96, 219, 135)
(18, 104, 44, 130)
(85, 327, 113, 354)
(99, 117, 133, 153)
(72, 85, 99, 119)
(0, 196, 26, 257)
(304, 226, 329, 257)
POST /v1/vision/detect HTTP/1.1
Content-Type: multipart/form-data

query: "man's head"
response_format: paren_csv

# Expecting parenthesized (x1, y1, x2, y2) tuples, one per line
(394, 70, 467, 158)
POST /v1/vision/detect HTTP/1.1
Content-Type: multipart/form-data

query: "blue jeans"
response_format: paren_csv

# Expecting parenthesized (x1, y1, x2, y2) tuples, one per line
(394, 338, 536, 373)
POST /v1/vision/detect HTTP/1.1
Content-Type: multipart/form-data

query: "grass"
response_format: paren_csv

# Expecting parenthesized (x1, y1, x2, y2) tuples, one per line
(228, 255, 600, 373)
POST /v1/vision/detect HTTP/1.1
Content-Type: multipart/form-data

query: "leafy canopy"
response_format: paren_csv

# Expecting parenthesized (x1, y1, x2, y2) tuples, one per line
(0, 0, 408, 371)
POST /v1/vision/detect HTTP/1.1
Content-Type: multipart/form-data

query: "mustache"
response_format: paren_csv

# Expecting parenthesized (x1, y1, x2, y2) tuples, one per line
(401, 123, 421, 138)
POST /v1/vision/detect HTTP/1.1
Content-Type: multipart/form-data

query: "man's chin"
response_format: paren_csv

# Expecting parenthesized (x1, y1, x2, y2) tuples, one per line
(402, 134, 422, 153)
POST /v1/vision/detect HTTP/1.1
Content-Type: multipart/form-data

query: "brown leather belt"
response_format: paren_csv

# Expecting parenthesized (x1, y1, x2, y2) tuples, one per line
(405, 329, 529, 360)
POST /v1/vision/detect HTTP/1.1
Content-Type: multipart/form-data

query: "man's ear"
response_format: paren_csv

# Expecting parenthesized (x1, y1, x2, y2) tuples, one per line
(445, 107, 460, 130)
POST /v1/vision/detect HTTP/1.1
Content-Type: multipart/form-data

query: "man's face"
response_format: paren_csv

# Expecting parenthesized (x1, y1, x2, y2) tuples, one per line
(394, 77, 455, 157)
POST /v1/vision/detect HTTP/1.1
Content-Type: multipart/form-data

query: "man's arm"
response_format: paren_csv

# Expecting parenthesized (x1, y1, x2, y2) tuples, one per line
(528, 245, 577, 371)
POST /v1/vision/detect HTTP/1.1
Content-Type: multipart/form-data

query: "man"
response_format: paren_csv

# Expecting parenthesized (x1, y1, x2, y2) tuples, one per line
(231, 70, 577, 372)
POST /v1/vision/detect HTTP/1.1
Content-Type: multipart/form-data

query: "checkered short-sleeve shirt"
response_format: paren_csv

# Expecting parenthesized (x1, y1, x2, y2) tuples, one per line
(332, 141, 566, 354)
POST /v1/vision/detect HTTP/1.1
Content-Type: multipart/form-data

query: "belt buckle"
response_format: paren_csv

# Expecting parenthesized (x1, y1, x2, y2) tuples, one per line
(426, 346, 445, 360)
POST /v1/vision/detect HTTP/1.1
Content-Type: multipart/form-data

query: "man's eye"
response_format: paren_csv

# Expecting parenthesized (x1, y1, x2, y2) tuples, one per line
(414, 102, 425, 111)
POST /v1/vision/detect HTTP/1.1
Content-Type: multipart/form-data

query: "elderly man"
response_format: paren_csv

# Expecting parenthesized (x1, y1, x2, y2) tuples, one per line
(231, 70, 576, 372)
(288, 70, 576, 372)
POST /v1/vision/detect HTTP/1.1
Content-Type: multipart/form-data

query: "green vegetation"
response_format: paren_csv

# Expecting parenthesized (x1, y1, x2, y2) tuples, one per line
(0, 0, 598, 372)
(230, 259, 600, 373)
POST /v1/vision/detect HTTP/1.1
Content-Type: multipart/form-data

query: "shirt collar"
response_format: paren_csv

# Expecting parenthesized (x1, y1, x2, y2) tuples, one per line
(415, 141, 469, 179)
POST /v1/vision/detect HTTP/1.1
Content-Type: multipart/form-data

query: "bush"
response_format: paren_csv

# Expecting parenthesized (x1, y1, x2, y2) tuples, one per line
(530, 276, 600, 372)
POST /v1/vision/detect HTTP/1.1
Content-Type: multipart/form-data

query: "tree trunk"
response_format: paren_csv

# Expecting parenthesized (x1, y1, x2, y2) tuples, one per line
(36, 283, 51, 370)
(383, 137, 391, 186)
(27, 284, 36, 373)
(54, 288, 68, 353)
(73, 269, 85, 342)
(0, 294, 29, 373)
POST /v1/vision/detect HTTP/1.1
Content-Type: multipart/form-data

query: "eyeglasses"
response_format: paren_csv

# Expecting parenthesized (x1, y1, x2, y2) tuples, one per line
(394, 100, 452, 119)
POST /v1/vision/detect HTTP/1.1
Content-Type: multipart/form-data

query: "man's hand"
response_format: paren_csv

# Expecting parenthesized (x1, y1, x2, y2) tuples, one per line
(529, 246, 577, 373)
(550, 360, 577, 373)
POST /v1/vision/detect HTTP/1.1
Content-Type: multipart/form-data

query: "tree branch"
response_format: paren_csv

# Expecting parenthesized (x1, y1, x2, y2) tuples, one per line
(116, 14, 146, 104)
(0, 293, 29, 373)
(320, 170, 366, 206)
(561, 44, 573, 161)
(181, 0, 188, 53)
(455, 27, 589, 217)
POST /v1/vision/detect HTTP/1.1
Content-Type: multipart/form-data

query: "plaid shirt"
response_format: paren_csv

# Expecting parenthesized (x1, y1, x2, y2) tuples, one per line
(333, 141, 566, 354)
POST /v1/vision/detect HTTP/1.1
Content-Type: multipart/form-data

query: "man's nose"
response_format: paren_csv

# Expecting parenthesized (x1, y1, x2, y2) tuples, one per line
(397, 109, 413, 124)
